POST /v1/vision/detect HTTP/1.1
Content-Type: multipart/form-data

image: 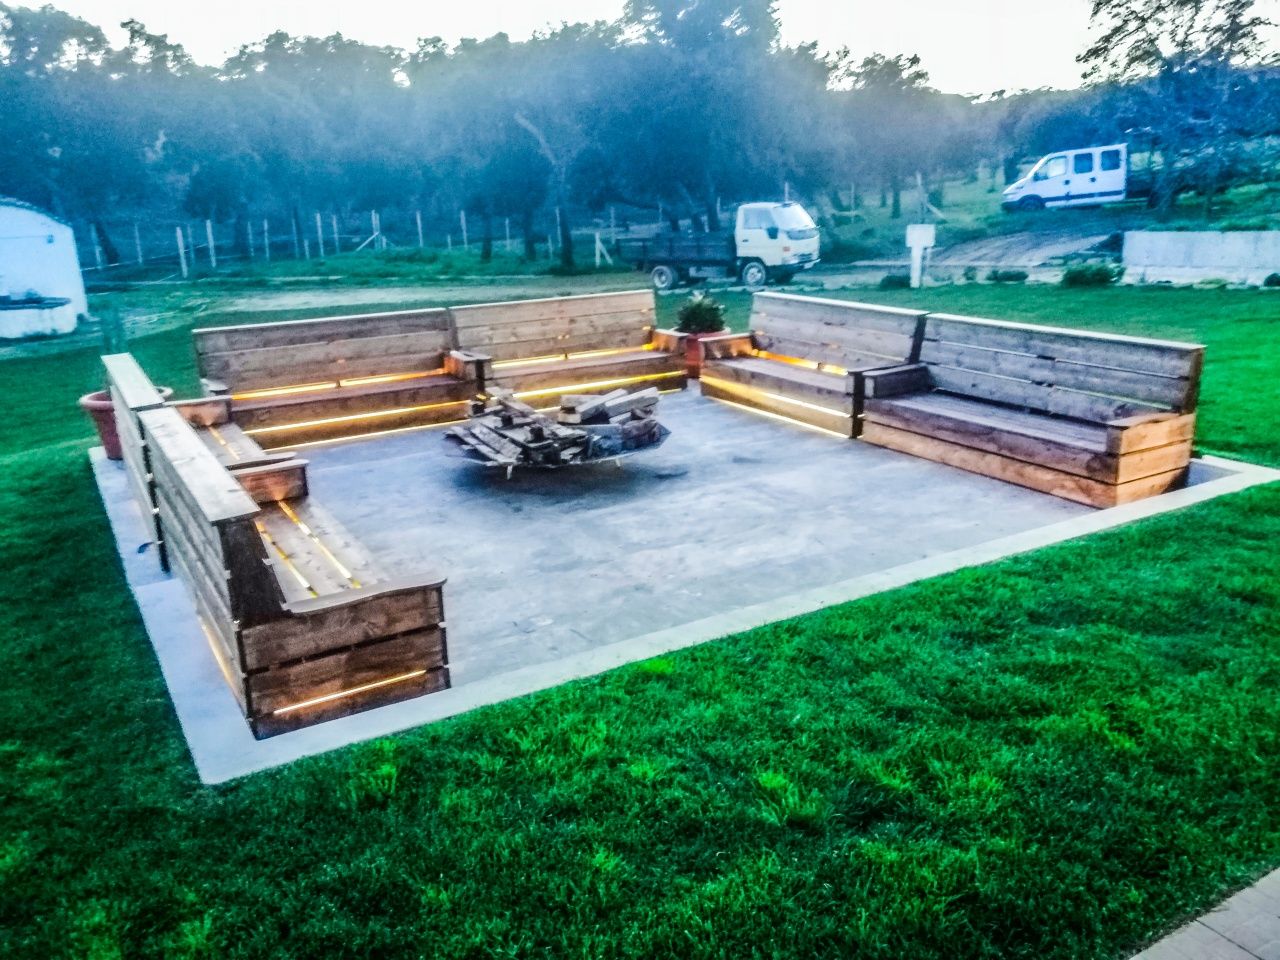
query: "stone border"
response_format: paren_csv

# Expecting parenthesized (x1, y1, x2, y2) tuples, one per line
(91, 447, 1279, 784)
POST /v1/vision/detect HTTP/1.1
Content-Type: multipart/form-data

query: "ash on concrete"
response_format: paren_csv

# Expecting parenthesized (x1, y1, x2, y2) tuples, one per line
(301, 390, 1087, 685)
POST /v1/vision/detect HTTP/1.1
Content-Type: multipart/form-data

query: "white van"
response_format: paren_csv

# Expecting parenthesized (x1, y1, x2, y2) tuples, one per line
(1002, 143, 1130, 211)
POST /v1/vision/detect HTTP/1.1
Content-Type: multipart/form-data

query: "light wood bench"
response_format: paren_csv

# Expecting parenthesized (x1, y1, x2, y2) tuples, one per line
(193, 307, 486, 448)
(133, 403, 449, 738)
(698, 293, 928, 436)
(103, 353, 169, 552)
(860, 313, 1204, 507)
(450, 290, 687, 399)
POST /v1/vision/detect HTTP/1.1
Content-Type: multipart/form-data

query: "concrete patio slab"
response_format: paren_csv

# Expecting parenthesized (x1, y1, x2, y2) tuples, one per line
(1132, 868, 1280, 960)
(91, 389, 1280, 783)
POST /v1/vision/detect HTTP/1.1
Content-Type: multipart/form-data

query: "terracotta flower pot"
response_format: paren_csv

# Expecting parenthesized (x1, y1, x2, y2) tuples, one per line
(78, 386, 173, 461)
(683, 330, 724, 380)
(79, 390, 123, 459)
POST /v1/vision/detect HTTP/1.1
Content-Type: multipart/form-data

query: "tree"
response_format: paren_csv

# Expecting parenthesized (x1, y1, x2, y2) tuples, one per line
(1079, 0, 1277, 214)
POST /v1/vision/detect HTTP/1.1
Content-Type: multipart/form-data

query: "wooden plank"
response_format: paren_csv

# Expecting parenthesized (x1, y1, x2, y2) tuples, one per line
(240, 580, 444, 670)
(486, 350, 685, 396)
(232, 460, 309, 503)
(752, 293, 927, 337)
(230, 373, 471, 426)
(701, 332, 755, 360)
(283, 499, 386, 588)
(700, 376, 855, 437)
(240, 398, 473, 449)
(860, 420, 1189, 507)
(927, 365, 1162, 424)
(220, 517, 287, 628)
(256, 504, 350, 598)
(650, 328, 686, 354)
(603, 387, 659, 417)
(102, 353, 165, 411)
(919, 339, 1191, 409)
(1107, 412, 1197, 454)
(141, 407, 259, 524)
(170, 396, 231, 427)
(924, 314, 1204, 380)
(449, 290, 654, 329)
(701, 357, 853, 400)
(193, 308, 452, 355)
(246, 627, 448, 716)
(250, 664, 448, 738)
(751, 328, 914, 370)
(862, 364, 931, 399)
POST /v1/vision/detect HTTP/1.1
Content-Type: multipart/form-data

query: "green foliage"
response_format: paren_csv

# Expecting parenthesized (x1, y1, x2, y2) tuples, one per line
(2, 281, 1280, 957)
(1062, 263, 1124, 287)
(986, 268, 1029, 283)
(879, 273, 912, 290)
(675, 294, 726, 334)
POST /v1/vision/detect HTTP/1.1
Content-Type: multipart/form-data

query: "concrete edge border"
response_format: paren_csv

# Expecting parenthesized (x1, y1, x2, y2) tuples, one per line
(89, 447, 1280, 784)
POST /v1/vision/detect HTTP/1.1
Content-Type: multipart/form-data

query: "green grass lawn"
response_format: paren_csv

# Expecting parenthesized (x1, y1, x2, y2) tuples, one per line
(1, 282, 1278, 958)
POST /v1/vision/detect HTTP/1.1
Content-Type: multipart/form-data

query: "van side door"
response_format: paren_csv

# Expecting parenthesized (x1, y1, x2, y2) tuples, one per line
(1031, 154, 1069, 206)
(1096, 146, 1127, 204)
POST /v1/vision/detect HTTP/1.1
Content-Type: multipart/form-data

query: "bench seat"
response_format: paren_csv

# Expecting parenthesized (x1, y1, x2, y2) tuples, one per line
(698, 294, 928, 437)
(700, 356, 855, 436)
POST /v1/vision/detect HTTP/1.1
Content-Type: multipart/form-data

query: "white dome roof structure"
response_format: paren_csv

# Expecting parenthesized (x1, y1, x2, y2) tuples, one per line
(0, 198, 88, 339)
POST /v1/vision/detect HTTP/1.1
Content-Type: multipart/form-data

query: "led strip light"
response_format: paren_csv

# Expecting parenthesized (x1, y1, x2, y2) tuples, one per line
(272, 670, 428, 716)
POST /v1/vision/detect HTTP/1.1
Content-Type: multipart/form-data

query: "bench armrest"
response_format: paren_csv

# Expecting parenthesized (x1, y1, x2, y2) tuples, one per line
(650, 328, 687, 354)
(1105, 411, 1196, 454)
(700, 331, 754, 361)
(444, 349, 493, 384)
(201, 377, 230, 397)
(170, 395, 231, 427)
(230, 458, 310, 504)
(862, 363, 931, 400)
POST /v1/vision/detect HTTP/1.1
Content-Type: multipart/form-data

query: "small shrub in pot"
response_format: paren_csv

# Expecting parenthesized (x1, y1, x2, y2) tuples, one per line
(675, 294, 727, 334)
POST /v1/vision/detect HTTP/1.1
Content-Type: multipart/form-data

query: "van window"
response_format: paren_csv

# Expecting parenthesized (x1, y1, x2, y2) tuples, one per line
(1073, 152, 1094, 174)
(1101, 149, 1122, 171)
(1034, 156, 1068, 181)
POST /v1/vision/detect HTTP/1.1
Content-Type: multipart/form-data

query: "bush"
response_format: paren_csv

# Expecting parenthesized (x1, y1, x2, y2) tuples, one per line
(962, 265, 978, 282)
(675, 294, 726, 334)
(986, 269, 1029, 283)
(1062, 263, 1124, 287)
(1264, 273, 1280, 288)
(879, 273, 911, 290)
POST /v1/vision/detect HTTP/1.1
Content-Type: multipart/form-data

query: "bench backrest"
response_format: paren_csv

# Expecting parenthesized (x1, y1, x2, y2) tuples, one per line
(103, 353, 168, 523)
(193, 307, 454, 393)
(451, 290, 657, 363)
(919, 313, 1204, 424)
(749, 293, 926, 370)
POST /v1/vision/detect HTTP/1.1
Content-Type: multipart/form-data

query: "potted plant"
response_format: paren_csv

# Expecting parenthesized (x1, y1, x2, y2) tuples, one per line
(675, 293, 727, 379)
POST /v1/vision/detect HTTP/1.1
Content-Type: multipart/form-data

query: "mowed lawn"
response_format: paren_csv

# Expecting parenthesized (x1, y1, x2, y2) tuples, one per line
(1, 283, 1278, 959)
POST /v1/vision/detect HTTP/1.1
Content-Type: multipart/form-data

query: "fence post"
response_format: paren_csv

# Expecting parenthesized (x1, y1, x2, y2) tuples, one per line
(205, 219, 217, 269)
(290, 217, 300, 259)
(460, 210, 468, 251)
(446, 234, 452, 252)
(331, 214, 340, 254)
(246, 219, 255, 260)
(175, 226, 188, 279)
(416, 210, 424, 249)
(91, 224, 104, 270)
(263, 219, 271, 263)
(315, 211, 325, 258)
(133, 223, 144, 266)
(547, 234, 554, 260)
(505, 217, 512, 253)
(303, 238, 311, 261)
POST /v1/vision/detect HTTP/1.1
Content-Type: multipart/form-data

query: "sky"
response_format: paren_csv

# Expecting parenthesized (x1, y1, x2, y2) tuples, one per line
(38, 0, 1280, 96)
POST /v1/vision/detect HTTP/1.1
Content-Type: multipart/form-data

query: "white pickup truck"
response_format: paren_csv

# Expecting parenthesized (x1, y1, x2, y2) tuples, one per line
(616, 201, 821, 290)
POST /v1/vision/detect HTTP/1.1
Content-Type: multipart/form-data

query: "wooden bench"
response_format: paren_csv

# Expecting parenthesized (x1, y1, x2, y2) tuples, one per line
(103, 353, 169, 552)
(698, 293, 928, 436)
(193, 307, 486, 448)
(450, 290, 687, 399)
(860, 313, 1204, 507)
(132, 402, 449, 738)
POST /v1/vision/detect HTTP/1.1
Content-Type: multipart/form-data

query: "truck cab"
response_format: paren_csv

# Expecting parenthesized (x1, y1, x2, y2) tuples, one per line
(1002, 143, 1129, 211)
(734, 202, 821, 286)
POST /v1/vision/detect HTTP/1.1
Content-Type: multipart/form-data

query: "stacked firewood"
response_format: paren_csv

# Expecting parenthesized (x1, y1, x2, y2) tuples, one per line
(444, 387, 667, 472)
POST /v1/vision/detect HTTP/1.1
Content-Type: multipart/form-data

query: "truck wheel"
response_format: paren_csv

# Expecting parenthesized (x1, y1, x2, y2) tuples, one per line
(1018, 196, 1045, 211)
(739, 260, 767, 290)
(650, 264, 679, 291)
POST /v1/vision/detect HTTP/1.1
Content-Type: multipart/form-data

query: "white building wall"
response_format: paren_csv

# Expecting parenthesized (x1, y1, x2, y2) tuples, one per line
(0, 201, 88, 337)
(1123, 231, 1280, 285)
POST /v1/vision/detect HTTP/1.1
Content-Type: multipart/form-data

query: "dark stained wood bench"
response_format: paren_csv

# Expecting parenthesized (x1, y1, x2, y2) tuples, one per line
(128, 401, 448, 738)
(698, 293, 928, 436)
(450, 290, 687, 399)
(193, 307, 486, 448)
(860, 313, 1204, 507)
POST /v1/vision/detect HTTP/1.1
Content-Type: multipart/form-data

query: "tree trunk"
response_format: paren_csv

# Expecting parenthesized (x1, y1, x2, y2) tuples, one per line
(93, 219, 121, 264)
(521, 207, 536, 260)
(1002, 155, 1020, 184)
(557, 203, 574, 270)
(480, 209, 493, 263)
(890, 170, 902, 219)
(879, 183, 887, 208)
